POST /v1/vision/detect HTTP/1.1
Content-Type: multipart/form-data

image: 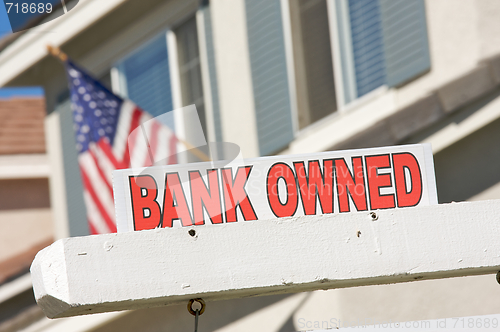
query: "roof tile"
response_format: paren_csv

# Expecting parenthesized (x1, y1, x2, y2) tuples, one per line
(0, 98, 46, 155)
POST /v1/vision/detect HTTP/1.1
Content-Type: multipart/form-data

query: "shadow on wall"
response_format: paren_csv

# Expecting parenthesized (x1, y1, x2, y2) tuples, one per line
(90, 294, 292, 332)
(434, 116, 500, 203)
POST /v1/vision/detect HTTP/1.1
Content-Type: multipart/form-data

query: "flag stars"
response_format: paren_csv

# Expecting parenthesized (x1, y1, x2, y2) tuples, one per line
(68, 63, 122, 153)
(69, 69, 80, 78)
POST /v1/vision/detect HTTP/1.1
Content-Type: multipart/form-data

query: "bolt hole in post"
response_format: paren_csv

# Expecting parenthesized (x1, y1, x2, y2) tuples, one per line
(188, 229, 196, 237)
(370, 212, 378, 221)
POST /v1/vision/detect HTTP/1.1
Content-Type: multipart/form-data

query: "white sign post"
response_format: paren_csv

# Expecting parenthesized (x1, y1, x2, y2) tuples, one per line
(31, 199, 500, 319)
(30, 144, 500, 319)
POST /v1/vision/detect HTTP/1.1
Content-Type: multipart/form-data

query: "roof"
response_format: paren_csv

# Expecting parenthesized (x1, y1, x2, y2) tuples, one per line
(0, 97, 46, 155)
(0, 239, 52, 285)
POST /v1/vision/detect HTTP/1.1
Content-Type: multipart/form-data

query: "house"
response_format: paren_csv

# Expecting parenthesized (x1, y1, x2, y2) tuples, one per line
(1, 0, 500, 331)
(0, 96, 53, 331)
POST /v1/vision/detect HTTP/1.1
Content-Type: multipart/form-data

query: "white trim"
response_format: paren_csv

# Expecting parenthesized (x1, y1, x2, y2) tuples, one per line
(45, 112, 70, 240)
(167, 29, 183, 112)
(331, 0, 357, 108)
(0, 274, 32, 304)
(280, 0, 299, 134)
(166, 29, 188, 164)
(196, 8, 216, 143)
(327, 0, 345, 109)
(110, 66, 127, 98)
(339, 84, 388, 114)
(110, 66, 120, 95)
(283, 85, 392, 155)
(0, 154, 49, 179)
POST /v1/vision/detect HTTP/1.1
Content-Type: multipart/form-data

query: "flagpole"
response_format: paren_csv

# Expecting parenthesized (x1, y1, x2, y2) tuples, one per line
(46, 44, 212, 163)
(176, 138, 211, 162)
(47, 45, 68, 62)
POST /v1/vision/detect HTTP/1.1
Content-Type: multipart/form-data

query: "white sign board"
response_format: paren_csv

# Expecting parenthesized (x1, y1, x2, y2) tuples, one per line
(113, 144, 437, 232)
(31, 199, 500, 318)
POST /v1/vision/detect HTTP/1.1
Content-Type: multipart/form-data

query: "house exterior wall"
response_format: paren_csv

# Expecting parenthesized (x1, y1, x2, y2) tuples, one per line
(0, 97, 52, 266)
(1, 0, 500, 331)
(397, 0, 500, 109)
(0, 97, 53, 331)
(210, 0, 260, 158)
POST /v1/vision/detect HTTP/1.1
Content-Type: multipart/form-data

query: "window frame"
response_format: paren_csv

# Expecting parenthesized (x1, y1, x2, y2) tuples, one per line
(109, 10, 218, 163)
(282, 0, 390, 136)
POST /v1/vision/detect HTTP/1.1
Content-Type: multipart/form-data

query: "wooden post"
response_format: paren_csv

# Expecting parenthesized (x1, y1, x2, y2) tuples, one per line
(31, 199, 500, 319)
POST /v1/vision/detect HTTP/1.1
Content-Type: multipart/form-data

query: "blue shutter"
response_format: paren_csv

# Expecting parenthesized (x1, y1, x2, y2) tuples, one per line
(245, 0, 294, 156)
(202, 5, 223, 143)
(120, 34, 175, 129)
(348, 0, 386, 98)
(379, 0, 430, 87)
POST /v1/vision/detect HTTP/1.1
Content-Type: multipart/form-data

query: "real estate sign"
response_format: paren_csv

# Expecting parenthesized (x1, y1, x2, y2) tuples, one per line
(113, 143, 437, 232)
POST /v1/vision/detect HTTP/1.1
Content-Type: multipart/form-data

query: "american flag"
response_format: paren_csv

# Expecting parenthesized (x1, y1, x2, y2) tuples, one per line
(66, 60, 178, 234)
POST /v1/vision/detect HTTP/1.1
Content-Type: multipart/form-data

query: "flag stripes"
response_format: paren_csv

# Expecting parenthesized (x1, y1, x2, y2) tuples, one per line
(66, 60, 178, 234)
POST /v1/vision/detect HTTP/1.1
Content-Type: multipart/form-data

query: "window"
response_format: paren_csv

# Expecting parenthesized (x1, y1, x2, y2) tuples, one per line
(175, 16, 207, 139)
(245, 0, 295, 156)
(114, 33, 175, 129)
(289, 0, 337, 129)
(245, 0, 430, 155)
(346, 0, 386, 98)
(332, 0, 431, 102)
(112, 14, 215, 145)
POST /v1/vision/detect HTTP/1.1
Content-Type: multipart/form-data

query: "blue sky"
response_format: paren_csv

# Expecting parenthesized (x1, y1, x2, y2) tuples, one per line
(0, 2, 12, 38)
(0, 87, 44, 98)
(0, 3, 44, 97)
